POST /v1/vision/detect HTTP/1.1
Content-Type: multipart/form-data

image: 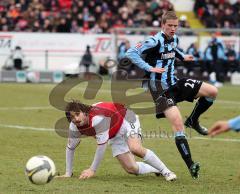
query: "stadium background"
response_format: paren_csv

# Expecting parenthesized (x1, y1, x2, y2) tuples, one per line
(0, 0, 240, 193)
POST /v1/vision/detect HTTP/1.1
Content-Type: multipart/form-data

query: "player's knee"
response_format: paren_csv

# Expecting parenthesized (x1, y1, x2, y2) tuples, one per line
(210, 86, 218, 98)
(125, 164, 138, 174)
(206, 84, 218, 98)
(129, 146, 145, 158)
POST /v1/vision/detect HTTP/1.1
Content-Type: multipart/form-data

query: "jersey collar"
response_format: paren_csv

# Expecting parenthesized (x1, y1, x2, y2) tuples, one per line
(161, 31, 174, 43)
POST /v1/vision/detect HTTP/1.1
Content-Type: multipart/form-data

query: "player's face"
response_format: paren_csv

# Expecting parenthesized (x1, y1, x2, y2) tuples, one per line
(70, 111, 88, 127)
(162, 19, 178, 38)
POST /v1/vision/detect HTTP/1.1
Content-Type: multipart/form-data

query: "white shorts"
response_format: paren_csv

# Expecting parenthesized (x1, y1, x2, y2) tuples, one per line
(108, 109, 142, 157)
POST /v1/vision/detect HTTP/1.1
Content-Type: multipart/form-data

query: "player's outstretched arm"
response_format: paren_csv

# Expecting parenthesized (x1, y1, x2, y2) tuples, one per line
(208, 121, 230, 136)
(56, 123, 81, 178)
(126, 37, 160, 72)
(209, 116, 240, 136)
(79, 143, 107, 179)
(79, 168, 95, 179)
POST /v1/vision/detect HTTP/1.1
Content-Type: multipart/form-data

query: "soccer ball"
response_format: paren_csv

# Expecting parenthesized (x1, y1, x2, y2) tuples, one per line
(25, 155, 56, 185)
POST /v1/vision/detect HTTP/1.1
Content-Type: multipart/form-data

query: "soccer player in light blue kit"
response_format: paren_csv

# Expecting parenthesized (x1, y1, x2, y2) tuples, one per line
(126, 11, 218, 179)
(209, 116, 240, 136)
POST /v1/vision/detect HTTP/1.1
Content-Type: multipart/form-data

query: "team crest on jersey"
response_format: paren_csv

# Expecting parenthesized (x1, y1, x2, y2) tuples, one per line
(167, 98, 174, 105)
(135, 42, 142, 48)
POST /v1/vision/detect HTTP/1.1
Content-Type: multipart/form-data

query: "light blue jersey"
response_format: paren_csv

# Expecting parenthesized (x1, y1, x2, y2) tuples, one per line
(228, 116, 240, 132)
(126, 31, 185, 91)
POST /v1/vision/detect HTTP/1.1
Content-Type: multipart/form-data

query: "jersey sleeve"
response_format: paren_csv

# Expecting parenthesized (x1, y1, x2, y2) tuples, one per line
(95, 130, 109, 145)
(228, 116, 240, 132)
(175, 37, 185, 61)
(68, 122, 81, 148)
(175, 47, 185, 61)
(126, 36, 159, 71)
(92, 115, 111, 145)
(65, 122, 81, 176)
(90, 143, 107, 172)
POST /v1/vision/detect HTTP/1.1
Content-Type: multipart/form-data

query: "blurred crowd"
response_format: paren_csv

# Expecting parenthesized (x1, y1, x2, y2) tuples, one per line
(1, 0, 239, 33)
(194, 0, 240, 29)
(0, 0, 174, 33)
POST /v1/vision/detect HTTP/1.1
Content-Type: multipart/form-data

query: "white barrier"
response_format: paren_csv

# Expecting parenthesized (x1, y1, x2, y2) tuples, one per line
(0, 32, 145, 72)
(231, 72, 240, 85)
(0, 70, 64, 83)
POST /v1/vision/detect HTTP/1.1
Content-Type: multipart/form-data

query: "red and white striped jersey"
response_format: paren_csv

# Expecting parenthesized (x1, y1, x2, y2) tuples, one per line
(70, 102, 127, 144)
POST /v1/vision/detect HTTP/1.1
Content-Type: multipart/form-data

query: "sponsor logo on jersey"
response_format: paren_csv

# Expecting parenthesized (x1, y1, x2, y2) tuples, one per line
(167, 98, 174, 105)
(161, 52, 175, 60)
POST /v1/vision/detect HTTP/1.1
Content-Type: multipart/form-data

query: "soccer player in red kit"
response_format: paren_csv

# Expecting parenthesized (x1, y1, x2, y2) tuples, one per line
(56, 101, 176, 181)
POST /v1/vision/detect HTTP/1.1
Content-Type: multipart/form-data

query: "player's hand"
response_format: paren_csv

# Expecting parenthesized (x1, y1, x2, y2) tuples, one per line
(55, 174, 72, 178)
(184, 55, 194, 61)
(79, 168, 95, 179)
(149, 67, 165, 74)
(208, 121, 230, 137)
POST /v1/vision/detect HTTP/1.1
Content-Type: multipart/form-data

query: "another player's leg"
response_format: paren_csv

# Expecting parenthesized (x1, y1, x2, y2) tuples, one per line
(164, 106, 200, 179)
(127, 134, 176, 181)
(185, 82, 218, 135)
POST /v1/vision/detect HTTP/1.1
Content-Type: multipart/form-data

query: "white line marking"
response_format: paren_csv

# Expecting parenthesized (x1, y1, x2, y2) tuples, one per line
(0, 123, 240, 142)
(0, 124, 54, 131)
(217, 100, 240, 105)
(192, 136, 240, 143)
(0, 99, 239, 111)
(0, 106, 52, 110)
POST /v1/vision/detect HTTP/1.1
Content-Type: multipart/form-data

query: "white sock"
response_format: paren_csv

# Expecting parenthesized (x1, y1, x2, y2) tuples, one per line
(143, 149, 171, 175)
(136, 162, 159, 174)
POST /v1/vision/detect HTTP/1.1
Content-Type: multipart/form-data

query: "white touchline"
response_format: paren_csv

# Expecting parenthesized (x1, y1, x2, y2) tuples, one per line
(0, 123, 240, 143)
(0, 124, 54, 131)
(217, 100, 240, 105)
(0, 106, 52, 110)
(0, 99, 239, 111)
(192, 136, 240, 143)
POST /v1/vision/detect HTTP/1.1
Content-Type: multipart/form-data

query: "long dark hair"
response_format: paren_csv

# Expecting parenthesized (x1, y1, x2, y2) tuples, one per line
(65, 100, 92, 122)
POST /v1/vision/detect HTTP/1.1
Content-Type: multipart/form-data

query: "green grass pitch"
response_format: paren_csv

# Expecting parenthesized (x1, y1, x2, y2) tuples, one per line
(0, 81, 240, 194)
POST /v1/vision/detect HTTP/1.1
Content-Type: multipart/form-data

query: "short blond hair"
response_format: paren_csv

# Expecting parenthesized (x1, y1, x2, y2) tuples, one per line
(161, 11, 178, 24)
